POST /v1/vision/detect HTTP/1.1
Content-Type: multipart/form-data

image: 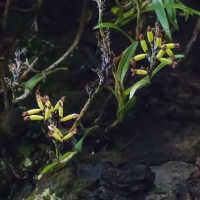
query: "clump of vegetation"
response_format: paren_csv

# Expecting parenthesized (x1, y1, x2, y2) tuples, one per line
(2, 0, 200, 180)
(22, 89, 79, 161)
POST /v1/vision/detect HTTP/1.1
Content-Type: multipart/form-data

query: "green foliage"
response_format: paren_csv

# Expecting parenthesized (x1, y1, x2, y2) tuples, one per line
(118, 42, 138, 89)
(41, 152, 74, 175)
(96, 0, 200, 40)
(152, 0, 172, 39)
(118, 96, 136, 118)
(124, 76, 150, 99)
(60, 152, 73, 160)
(93, 22, 134, 43)
(25, 68, 68, 91)
(112, 42, 138, 122)
(124, 54, 184, 99)
(41, 162, 58, 175)
(75, 126, 99, 152)
(163, 0, 178, 29)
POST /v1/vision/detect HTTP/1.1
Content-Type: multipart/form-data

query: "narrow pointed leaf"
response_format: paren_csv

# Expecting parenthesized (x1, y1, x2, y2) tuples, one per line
(120, 42, 138, 89)
(163, 0, 178, 29)
(75, 126, 99, 152)
(60, 152, 73, 161)
(41, 162, 58, 175)
(25, 68, 68, 91)
(93, 22, 134, 43)
(124, 76, 150, 99)
(152, 0, 172, 40)
(111, 7, 124, 25)
(118, 96, 136, 116)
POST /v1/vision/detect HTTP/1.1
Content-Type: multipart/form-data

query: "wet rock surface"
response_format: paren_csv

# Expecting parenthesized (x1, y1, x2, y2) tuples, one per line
(10, 70, 200, 200)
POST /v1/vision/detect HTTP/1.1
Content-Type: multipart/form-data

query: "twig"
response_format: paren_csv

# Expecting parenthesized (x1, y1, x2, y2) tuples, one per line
(0, 64, 9, 111)
(43, 0, 87, 72)
(70, 80, 103, 132)
(0, 2, 34, 12)
(13, 88, 30, 103)
(3, 0, 10, 30)
(178, 17, 200, 63)
(19, 57, 39, 80)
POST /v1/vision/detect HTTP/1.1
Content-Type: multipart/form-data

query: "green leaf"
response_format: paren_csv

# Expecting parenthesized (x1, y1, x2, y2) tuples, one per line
(119, 42, 138, 89)
(60, 152, 73, 161)
(118, 96, 136, 116)
(111, 7, 124, 25)
(124, 76, 150, 99)
(163, 0, 178, 29)
(75, 126, 99, 152)
(93, 22, 134, 43)
(25, 68, 68, 91)
(152, 0, 172, 40)
(164, 3, 200, 16)
(41, 162, 58, 175)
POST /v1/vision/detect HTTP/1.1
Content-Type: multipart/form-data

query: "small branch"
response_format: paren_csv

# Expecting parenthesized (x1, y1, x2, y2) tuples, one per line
(0, 64, 9, 111)
(44, 0, 87, 72)
(178, 17, 200, 63)
(13, 88, 30, 103)
(19, 57, 39, 80)
(0, 3, 34, 13)
(3, 0, 11, 30)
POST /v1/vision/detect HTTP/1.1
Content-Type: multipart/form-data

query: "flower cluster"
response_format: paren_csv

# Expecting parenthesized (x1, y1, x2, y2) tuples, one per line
(131, 25, 180, 75)
(22, 90, 79, 142)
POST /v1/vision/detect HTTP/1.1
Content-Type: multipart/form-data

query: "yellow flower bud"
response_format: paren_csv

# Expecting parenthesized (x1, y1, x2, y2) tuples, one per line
(135, 69, 148, 75)
(59, 101, 63, 119)
(22, 109, 42, 116)
(63, 132, 74, 141)
(45, 105, 51, 120)
(159, 58, 172, 65)
(156, 45, 166, 59)
(159, 58, 177, 68)
(60, 114, 79, 122)
(166, 48, 173, 56)
(139, 34, 148, 52)
(37, 100, 44, 110)
(147, 26, 153, 43)
(24, 115, 44, 121)
(36, 90, 44, 110)
(156, 33, 162, 47)
(54, 96, 65, 110)
(43, 96, 54, 112)
(48, 125, 63, 137)
(133, 54, 146, 61)
(49, 131, 63, 142)
(55, 128, 63, 137)
(164, 43, 180, 49)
